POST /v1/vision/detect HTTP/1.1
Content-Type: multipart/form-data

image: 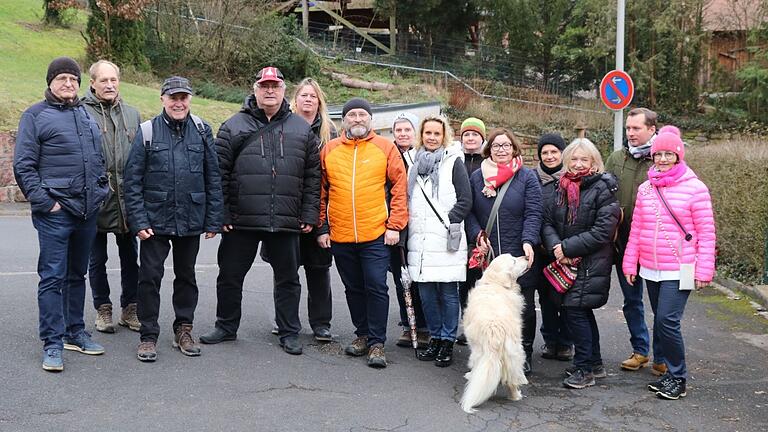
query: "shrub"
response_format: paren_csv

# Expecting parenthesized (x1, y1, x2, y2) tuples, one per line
(686, 140, 768, 283)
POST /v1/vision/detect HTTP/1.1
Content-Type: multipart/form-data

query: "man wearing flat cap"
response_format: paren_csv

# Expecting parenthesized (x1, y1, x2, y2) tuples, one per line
(199, 66, 320, 356)
(14, 56, 110, 371)
(317, 97, 408, 368)
(123, 76, 223, 362)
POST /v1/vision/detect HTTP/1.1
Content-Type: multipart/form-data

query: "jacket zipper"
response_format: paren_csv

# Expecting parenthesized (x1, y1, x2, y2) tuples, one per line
(74, 108, 87, 217)
(352, 143, 359, 243)
(270, 131, 276, 232)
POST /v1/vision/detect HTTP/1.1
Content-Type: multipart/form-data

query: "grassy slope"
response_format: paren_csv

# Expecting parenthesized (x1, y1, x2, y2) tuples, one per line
(0, 0, 239, 132)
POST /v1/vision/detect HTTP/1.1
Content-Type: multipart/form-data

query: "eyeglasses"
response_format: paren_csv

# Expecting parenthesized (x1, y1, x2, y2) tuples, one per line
(490, 143, 513, 152)
(653, 151, 677, 160)
(257, 83, 283, 91)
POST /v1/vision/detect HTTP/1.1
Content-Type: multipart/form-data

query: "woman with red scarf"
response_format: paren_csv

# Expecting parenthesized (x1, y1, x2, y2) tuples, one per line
(542, 138, 620, 389)
(465, 128, 543, 375)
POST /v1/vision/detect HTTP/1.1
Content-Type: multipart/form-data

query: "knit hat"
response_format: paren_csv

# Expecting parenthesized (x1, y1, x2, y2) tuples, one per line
(537, 133, 566, 159)
(460, 117, 486, 141)
(392, 112, 420, 132)
(342, 98, 372, 117)
(46, 57, 81, 86)
(651, 127, 685, 161)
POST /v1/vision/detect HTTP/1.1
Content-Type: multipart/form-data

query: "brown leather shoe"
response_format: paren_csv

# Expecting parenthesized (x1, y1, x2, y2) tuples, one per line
(119, 303, 140, 332)
(620, 353, 650, 371)
(95, 304, 115, 333)
(651, 362, 668, 376)
(173, 324, 201, 357)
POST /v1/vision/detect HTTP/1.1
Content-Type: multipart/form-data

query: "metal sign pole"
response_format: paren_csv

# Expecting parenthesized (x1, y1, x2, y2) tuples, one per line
(614, 0, 626, 151)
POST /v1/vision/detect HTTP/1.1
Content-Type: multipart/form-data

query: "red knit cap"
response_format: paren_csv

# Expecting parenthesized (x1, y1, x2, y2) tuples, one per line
(651, 128, 685, 161)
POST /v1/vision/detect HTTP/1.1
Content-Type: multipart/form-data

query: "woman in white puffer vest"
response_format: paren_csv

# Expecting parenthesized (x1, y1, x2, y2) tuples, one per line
(406, 115, 472, 367)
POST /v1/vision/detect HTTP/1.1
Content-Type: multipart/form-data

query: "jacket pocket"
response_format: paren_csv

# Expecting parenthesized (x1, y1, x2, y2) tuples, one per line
(42, 177, 75, 200)
(187, 144, 204, 173)
(144, 190, 168, 227)
(147, 142, 170, 172)
(189, 192, 206, 231)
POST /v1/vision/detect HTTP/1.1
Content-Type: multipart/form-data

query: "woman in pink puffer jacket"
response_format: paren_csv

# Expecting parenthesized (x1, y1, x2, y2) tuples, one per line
(622, 126, 716, 401)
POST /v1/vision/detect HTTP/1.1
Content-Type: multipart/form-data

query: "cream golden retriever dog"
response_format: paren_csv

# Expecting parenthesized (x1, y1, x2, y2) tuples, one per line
(460, 254, 529, 413)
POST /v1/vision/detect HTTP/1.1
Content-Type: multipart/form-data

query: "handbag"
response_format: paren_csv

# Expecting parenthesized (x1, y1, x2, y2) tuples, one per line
(543, 258, 581, 294)
(468, 180, 512, 270)
(417, 184, 461, 251)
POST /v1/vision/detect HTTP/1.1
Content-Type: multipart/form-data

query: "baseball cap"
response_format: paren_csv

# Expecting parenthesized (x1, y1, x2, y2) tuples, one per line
(255, 66, 284, 84)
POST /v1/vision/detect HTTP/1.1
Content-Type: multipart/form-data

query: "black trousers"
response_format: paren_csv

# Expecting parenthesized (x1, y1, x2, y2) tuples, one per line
(137, 235, 200, 343)
(304, 266, 332, 331)
(215, 230, 301, 341)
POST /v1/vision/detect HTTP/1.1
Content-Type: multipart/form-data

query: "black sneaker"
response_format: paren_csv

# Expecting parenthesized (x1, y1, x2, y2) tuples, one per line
(648, 372, 675, 392)
(313, 328, 333, 343)
(565, 363, 606, 378)
(563, 368, 596, 389)
(540, 343, 558, 359)
(656, 377, 687, 400)
(456, 333, 468, 346)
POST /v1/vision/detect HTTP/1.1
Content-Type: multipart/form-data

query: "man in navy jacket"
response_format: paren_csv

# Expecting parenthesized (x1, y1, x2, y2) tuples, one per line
(123, 76, 223, 362)
(14, 57, 110, 372)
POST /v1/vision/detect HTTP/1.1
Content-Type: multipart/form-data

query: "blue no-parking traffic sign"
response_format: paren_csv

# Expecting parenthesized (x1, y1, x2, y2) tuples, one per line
(600, 70, 634, 111)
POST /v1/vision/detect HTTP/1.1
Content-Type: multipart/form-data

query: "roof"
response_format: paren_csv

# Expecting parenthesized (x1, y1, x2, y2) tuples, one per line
(703, 0, 766, 32)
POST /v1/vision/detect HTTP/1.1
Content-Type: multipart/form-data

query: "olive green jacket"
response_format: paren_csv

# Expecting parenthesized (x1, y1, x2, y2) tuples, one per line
(604, 145, 652, 253)
(82, 88, 141, 233)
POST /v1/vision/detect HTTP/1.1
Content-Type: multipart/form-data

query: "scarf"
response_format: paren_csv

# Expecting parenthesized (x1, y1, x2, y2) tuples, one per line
(44, 88, 80, 108)
(648, 161, 687, 187)
(408, 147, 445, 198)
(558, 169, 591, 224)
(627, 134, 656, 159)
(480, 155, 523, 197)
(539, 161, 562, 176)
(536, 163, 563, 185)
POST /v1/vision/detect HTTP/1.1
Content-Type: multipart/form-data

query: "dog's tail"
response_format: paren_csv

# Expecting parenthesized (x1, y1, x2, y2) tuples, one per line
(460, 325, 505, 413)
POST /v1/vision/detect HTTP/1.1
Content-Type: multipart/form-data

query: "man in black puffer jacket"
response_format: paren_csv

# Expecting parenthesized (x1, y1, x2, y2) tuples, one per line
(200, 67, 321, 356)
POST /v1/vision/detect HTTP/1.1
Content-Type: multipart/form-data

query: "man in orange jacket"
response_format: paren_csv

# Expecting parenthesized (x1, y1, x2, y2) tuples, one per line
(317, 98, 408, 369)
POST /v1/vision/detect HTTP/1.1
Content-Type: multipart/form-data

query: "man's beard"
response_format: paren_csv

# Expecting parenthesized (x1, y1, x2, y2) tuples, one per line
(348, 125, 370, 138)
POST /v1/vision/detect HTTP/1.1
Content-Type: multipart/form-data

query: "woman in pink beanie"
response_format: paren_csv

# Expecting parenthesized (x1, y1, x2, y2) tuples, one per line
(622, 126, 716, 400)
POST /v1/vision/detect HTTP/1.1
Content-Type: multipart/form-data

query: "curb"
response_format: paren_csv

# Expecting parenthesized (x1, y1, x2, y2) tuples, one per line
(712, 276, 768, 317)
(0, 202, 31, 216)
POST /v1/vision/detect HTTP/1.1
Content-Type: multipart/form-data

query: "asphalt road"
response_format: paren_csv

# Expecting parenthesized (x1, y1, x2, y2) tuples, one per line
(1, 215, 767, 432)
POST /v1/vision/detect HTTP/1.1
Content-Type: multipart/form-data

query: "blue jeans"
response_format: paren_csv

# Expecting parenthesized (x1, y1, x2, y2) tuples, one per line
(616, 263, 652, 357)
(418, 281, 460, 341)
(31, 210, 98, 350)
(331, 236, 390, 346)
(89, 232, 139, 309)
(646, 279, 691, 379)
(564, 307, 602, 372)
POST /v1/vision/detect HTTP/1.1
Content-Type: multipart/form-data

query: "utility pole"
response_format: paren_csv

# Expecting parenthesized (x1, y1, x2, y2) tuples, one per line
(301, 0, 309, 38)
(614, 0, 625, 151)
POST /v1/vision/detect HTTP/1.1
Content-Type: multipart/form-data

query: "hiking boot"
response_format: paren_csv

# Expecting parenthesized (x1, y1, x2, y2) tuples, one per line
(435, 340, 455, 367)
(42, 348, 63, 372)
(563, 368, 596, 389)
(417, 338, 442, 361)
(367, 343, 387, 369)
(137, 341, 157, 362)
(63, 331, 105, 355)
(95, 304, 115, 333)
(648, 372, 675, 392)
(395, 329, 412, 347)
(417, 330, 431, 348)
(200, 327, 237, 344)
(541, 343, 558, 359)
(173, 324, 201, 357)
(344, 336, 368, 357)
(566, 363, 606, 379)
(280, 336, 303, 355)
(656, 377, 687, 400)
(455, 333, 467, 346)
(118, 303, 140, 331)
(620, 353, 649, 371)
(313, 328, 333, 343)
(651, 362, 668, 376)
(556, 345, 574, 361)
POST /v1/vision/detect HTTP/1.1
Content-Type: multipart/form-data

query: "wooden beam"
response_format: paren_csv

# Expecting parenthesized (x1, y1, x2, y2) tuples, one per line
(314, 2, 393, 55)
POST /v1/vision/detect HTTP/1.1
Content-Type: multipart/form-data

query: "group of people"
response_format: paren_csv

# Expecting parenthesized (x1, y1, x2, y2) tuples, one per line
(15, 57, 716, 401)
